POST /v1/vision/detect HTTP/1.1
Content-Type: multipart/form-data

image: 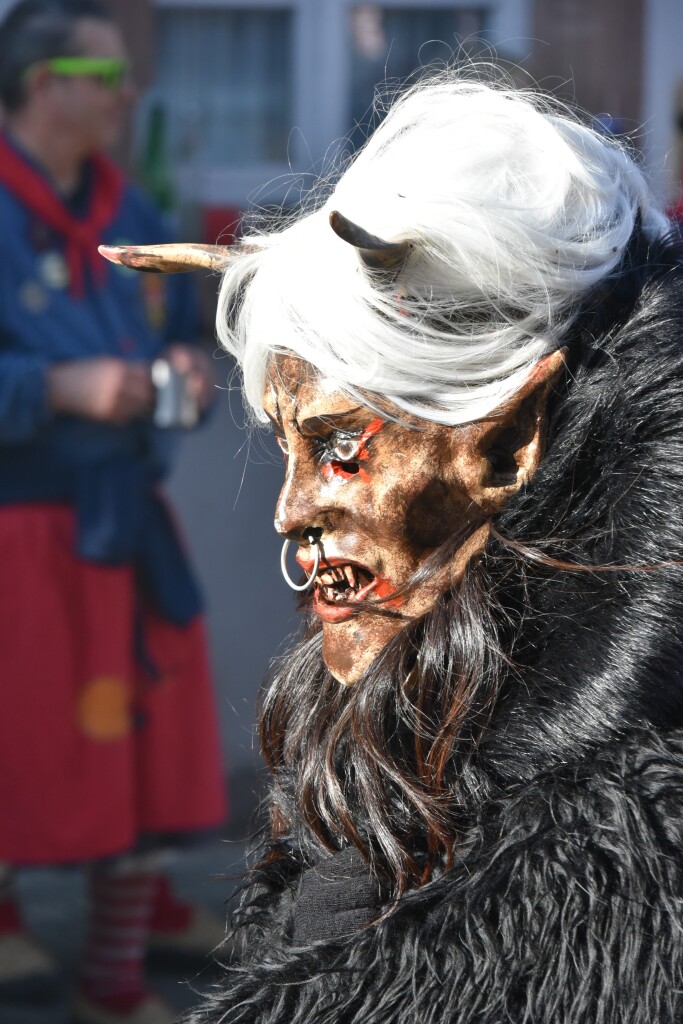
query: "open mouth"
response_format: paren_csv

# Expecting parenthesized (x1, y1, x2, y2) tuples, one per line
(315, 562, 377, 604)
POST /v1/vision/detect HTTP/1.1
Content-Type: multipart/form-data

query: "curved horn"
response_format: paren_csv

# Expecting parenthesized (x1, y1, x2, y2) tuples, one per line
(98, 242, 239, 274)
(329, 210, 412, 272)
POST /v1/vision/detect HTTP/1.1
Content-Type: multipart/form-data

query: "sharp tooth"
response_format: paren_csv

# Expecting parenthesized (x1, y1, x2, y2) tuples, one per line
(321, 572, 334, 585)
(332, 566, 345, 584)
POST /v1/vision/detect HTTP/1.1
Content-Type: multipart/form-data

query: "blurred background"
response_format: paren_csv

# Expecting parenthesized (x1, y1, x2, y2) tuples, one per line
(0, 0, 681, 1018)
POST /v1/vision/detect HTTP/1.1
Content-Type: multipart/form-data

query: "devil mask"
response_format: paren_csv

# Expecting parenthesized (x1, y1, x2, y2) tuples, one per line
(101, 223, 563, 687)
(264, 351, 563, 684)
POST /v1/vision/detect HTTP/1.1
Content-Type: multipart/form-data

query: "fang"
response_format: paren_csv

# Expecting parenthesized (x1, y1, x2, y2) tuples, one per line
(344, 565, 357, 589)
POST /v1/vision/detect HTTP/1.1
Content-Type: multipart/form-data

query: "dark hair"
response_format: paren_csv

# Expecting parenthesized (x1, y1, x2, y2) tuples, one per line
(0, 0, 111, 112)
(257, 228, 683, 895)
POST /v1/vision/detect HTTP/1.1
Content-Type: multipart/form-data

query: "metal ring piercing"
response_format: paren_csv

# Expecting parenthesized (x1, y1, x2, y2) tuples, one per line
(280, 535, 321, 592)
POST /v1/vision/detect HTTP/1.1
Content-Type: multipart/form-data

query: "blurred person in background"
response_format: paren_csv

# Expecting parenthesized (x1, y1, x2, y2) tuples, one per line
(0, 2, 226, 1021)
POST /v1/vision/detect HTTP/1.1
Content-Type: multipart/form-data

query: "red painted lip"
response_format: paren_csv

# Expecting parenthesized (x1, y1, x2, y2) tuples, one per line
(296, 552, 387, 623)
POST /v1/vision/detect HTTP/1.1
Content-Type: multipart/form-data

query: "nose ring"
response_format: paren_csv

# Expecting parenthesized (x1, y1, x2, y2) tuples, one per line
(280, 533, 321, 592)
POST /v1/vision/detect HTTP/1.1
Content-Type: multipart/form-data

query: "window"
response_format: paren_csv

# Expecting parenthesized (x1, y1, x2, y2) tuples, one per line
(349, 6, 489, 140)
(142, 0, 528, 210)
(146, 7, 293, 171)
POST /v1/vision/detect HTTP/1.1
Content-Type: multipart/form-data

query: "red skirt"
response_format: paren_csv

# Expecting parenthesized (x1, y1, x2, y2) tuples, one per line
(0, 504, 227, 864)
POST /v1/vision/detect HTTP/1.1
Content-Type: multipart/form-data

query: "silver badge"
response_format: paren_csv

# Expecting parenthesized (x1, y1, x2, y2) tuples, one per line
(40, 252, 69, 290)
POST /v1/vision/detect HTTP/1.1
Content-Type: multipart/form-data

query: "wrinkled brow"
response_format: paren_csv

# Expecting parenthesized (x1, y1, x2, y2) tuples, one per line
(300, 407, 365, 434)
(266, 403, 367, 437)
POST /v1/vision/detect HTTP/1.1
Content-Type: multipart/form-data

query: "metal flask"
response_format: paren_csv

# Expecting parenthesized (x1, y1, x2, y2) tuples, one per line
(151, 358, 199, 428)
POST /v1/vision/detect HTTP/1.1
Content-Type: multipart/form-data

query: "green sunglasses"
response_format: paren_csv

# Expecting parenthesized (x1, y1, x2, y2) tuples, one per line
(29, 56, 130, 90)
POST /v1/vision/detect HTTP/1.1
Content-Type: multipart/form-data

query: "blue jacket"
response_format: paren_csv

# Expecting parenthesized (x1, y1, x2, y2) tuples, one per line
(0, 142, 202, 623)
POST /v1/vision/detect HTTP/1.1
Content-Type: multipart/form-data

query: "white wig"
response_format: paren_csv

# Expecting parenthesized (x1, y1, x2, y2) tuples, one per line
(217, 75, 669, 425)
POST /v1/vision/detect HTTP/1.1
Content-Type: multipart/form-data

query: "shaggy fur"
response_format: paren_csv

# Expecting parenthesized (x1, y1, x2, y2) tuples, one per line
(197, 730, 682, 1023)
(189, 238, 683, 1021)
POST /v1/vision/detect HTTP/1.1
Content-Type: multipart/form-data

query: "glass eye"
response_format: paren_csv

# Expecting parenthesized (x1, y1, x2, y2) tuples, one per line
(331, 436, 361, 462)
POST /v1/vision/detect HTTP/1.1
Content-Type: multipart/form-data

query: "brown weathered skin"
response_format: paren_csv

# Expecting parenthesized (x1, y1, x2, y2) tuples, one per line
(264, 352, 564, 685)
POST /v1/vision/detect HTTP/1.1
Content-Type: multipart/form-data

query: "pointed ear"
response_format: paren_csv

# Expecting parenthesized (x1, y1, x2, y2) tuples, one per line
(457, 349, 566, 512)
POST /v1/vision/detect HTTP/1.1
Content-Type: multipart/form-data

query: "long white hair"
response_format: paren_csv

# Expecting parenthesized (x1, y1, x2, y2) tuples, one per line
(217, 74, 669, 425)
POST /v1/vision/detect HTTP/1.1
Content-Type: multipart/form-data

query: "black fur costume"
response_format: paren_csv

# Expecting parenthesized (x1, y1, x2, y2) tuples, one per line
(191, 235, 683, 1023)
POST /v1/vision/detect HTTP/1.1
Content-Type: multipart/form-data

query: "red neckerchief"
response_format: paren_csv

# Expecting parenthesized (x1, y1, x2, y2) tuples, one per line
(0, 132, 124, 298)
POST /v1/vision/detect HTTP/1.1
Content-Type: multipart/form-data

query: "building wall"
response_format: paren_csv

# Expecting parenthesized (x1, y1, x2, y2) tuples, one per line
(533, 0, 644, 125)
(642, 0, 683, 204)
(531, 0, 683, 206)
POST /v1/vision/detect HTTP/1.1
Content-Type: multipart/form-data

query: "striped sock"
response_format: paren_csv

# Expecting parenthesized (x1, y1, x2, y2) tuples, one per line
(80, 867, 156, 1013)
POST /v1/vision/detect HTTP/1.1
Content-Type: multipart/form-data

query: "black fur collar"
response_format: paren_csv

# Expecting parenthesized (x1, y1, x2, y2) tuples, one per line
(192, 726, 683, 1023)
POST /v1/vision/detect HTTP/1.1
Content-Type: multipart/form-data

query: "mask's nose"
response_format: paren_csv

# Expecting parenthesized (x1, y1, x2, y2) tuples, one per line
(273, 447, 328, 588)
(274, 453, 326, 541)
